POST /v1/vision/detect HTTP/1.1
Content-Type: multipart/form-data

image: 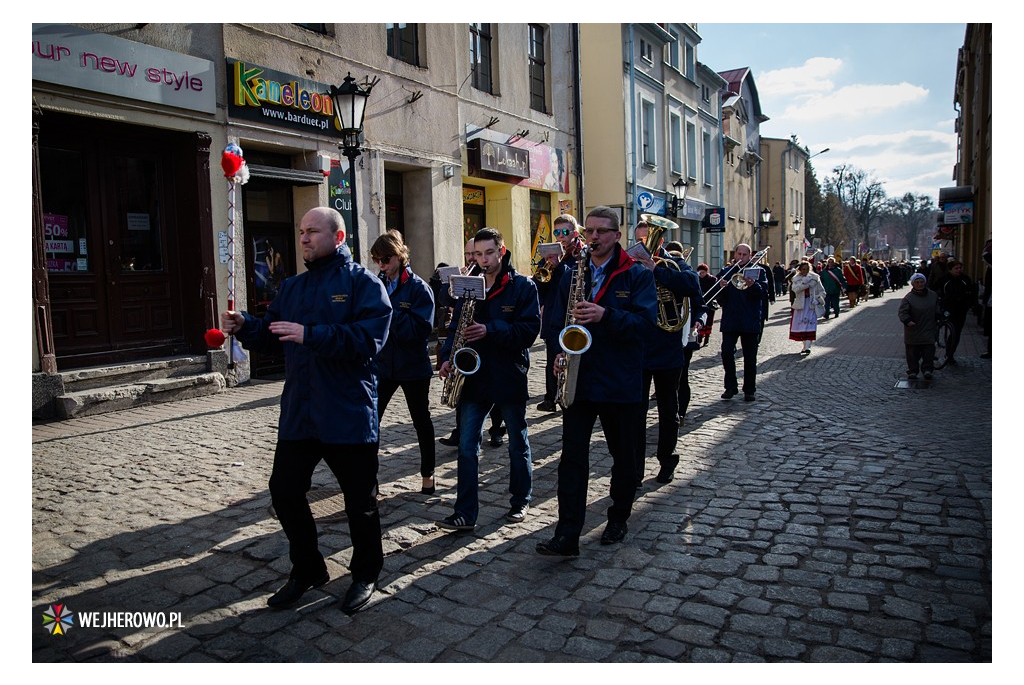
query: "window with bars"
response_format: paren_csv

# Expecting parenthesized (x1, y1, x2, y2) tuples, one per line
(528, 24, 547, 113)
(386, 23, 420, 66)
(469, 23, 493, 94)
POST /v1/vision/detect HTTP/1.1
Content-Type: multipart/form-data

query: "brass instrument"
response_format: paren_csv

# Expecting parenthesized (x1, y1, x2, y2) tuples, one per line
(534, 260, 553, 283)
(440, 291, 482, 409)
(703, 245, 771, 302)
(554, 247, 592, 409)
(638, 214, 688, 333)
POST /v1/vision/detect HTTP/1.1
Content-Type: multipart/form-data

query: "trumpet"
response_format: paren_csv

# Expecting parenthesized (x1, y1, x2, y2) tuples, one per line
(638, 214, 688, 332)
(703, 245, 771, 302)
(533, 260, 553, 283)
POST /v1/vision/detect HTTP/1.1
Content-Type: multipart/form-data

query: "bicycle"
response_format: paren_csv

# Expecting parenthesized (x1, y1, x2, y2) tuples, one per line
(933, 310, 957, 370)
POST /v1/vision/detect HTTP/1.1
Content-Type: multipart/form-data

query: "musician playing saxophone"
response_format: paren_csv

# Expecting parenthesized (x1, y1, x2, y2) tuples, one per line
(437, 228, 540, 531)
(632, 220, 706, 486)
(535, 214, 583, 413)
(536, 206, 657, 556)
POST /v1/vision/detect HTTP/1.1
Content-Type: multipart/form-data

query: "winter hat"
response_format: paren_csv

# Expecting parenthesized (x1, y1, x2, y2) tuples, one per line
(910, 273, 926, 285)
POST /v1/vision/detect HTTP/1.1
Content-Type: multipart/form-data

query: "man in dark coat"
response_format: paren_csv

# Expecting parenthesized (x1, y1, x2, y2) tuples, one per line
(715, 243, 768, 402)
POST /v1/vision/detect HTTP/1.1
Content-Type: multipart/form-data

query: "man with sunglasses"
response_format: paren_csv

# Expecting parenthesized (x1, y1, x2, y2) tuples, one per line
(535, 214, 582, 412)
(437, 227, 540, 531)
(536, 206, 657, 556)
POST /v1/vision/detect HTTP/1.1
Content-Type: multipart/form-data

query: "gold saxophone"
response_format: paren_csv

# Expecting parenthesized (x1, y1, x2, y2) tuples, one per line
(554, 248, 592, 409)
(439, 297, 481, 408)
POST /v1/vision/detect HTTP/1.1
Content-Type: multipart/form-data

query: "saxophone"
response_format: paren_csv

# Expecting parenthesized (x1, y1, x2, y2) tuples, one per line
(554, 248, 592, 409)
(440, 297, 481, 408)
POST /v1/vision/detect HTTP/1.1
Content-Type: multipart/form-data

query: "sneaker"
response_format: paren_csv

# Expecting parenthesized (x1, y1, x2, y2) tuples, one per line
(907, 372, 918, 379)
(923, 372, 933, 380)
(437, 514, 474, 531)
(536, 400, 558, 412)
(506, 505, 528, 523)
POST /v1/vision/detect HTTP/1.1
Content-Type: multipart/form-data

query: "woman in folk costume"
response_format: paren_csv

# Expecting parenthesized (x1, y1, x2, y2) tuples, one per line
(789, 260, 826, 356)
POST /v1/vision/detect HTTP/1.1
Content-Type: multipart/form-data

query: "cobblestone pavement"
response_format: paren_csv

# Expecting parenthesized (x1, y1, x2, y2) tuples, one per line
(32, 289, 993, 662)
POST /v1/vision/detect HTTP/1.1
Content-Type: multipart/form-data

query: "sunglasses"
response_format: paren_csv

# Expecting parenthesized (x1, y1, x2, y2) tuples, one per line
(553, 227, 575, 237)
(373, 255, 394, 265)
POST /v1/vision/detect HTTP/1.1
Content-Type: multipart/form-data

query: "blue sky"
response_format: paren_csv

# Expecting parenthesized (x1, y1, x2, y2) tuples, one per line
(695, 23, 966, 201)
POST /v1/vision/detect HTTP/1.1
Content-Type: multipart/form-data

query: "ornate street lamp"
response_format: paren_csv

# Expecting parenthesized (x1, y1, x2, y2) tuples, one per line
(329, 73, 373, 263)
(668, 178, 689, 217)
(792, 217, 802, 234)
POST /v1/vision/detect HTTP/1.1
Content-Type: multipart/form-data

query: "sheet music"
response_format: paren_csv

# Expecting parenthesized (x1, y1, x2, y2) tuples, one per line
(449, 275, 486, 300)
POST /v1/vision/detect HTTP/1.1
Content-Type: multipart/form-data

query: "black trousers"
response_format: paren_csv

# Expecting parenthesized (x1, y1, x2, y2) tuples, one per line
(721, 331, 759, 395)
(638, 368, 681, 478)
(677, 346, 695, 419)
(543, 337, 560, 402)
(554, 399, 643, 543)
(947, 308, 968, 360)
(378, 377, 436, 477)
(269, 440, 383, 584)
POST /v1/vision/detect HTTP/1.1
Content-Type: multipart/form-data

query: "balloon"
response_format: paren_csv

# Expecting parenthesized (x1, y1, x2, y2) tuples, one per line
(221, 150, 244, 179)
(204, 328, 226, 348)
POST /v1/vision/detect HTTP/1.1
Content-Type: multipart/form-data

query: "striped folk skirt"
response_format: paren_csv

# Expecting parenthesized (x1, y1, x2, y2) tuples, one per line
(789, 298, 818, 341)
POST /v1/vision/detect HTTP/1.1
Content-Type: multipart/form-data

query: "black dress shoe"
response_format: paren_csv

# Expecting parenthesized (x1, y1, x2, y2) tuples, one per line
(438, 434, 459, 447)
(744, 393, 756, 402)
(340, 580, 376, 615)
(721, 390, 737, 400)
(535, 536, 580, 557)
(489, 434, 504, 448)
(655, 467, 674, 484)
(601, 521, 628, 545)
(267, 572, 329, 609)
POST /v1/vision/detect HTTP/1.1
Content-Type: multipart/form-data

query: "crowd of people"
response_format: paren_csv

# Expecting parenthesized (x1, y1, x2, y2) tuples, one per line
(220, 205, 991, 614)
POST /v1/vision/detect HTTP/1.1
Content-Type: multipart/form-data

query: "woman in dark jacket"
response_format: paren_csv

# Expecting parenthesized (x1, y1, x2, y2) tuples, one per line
(371, 230, 438, 495)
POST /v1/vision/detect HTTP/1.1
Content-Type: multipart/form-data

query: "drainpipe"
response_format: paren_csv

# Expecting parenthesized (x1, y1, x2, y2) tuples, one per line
(573, 24, 584, 218)
(717, 91, 725, 269)
(628, 24, 638, 230)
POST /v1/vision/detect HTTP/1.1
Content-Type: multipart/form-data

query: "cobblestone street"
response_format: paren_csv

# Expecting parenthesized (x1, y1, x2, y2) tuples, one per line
(31, 291, 993, 663)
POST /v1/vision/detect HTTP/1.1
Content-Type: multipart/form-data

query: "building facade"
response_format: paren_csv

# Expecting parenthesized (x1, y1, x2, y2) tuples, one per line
(760, 137, 808, 267)
(32, 23, 580, 412)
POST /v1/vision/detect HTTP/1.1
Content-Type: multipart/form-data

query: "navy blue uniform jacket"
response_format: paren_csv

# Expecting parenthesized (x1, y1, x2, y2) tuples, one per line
(644, 250, 708, 370)
(536, 252, 578, 342)
(237, 244, 392, 444)
(440, 255, 540, 404)
(715, 263, 767, 334)
(551, 244, 657, 404)
(377, 265, 435, 382)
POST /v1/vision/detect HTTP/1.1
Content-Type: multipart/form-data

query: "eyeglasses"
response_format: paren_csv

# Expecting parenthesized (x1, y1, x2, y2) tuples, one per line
(553, 227, 575, 237)
(372, 255, 394, 265)
(583, 227, 617, 236)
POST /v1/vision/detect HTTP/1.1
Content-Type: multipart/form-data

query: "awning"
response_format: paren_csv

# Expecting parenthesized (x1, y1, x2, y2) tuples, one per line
(247, 164, 325, 186)
(938, 185, 973, 204)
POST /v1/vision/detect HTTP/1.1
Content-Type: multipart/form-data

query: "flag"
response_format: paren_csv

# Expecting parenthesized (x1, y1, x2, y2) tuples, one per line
(803, 238, 811, 249)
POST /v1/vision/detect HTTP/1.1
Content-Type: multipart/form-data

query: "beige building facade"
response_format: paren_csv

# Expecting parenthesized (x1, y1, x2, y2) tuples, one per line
(760, 137, 808, 267)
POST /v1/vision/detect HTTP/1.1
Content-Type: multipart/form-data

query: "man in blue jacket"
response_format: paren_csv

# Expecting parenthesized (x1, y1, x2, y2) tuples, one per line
(535, 213, 583, 412)
(714, 243, 768, 402)
(631, 221, 706, 485)
(221, 206, 392, 615)
(371, 230, 437, 495)
(437, 227, 540, 531)
(536, 206, 658, 556)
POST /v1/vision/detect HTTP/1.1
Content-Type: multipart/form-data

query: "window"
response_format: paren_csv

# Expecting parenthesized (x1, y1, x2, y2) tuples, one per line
(469, 23, 493, 94)
(669, 111, 682, 175)
(528, 24, 547, 113)
(684, 42, 695, 80)
(685, 121, 697, 180)
(295, 24, 329, 35)
(640, 98, 656, 167)
(639, 38, 652, 63)
(701, 84, 711, 104)
(667, 28, 680, 70)
(386, 23, 420, 66)
(702, 131, 712, 185)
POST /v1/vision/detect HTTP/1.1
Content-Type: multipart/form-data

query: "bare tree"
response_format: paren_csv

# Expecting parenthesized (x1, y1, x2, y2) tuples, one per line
(818, 191, 849, 253)
(885, 192, 935, 256)
(823, 164, 887, 255)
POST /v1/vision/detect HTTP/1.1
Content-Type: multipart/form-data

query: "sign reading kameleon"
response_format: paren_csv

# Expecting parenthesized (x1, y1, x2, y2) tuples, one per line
(32, 23, 216, 114)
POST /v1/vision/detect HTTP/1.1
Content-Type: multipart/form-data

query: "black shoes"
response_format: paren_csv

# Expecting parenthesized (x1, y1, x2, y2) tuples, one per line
(489, 433, 504, 448)
(601, 521, 628, 545)
(439, 433, 459, 447)
(744, 393, 756, 402)
(721, 390, 737, 400)
(438, 514, 475, 531)
(536, 400, 558, 412)
(421, 477, 436, 495)
(536, 536, 580, 557)
(267, 572, 330, 609)
(340, 580, 375, 615)
(655, 466, 674, 484)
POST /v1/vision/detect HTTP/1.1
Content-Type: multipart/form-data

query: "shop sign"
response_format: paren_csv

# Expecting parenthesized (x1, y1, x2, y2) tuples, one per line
(228, 59, 337, 134)
(703, 207, 726, 232)
(327, 159, 352, 215)
(943, 201, 973, 224)
(468, 139, 530, 179)
(463, 187, 485, 205)
(680, 199, 705, 222)
(32, 23, 215, 114)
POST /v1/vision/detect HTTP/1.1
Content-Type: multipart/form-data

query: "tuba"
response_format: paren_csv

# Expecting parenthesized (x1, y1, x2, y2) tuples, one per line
(639, 214, 689, 332)
(440, 292, 482, 409)
(554, 247, 592, 409)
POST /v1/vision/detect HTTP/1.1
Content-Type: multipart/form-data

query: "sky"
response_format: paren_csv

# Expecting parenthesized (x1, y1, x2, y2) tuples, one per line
(695, 23, 966, 201)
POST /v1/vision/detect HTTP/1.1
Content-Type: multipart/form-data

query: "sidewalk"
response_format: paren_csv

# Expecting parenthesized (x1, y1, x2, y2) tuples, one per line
(32, 288, 992, 662)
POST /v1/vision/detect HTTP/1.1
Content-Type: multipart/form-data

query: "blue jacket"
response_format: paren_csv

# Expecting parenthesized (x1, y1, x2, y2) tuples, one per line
(715, 263, 767, 334)
(441, 255, 540, 404)
(537, 252, 579, 341)
(236, 244, 392, 444)
(552, 244, 657, 404)
(377, 265, 435, 381)
(644, 250, 708, 370)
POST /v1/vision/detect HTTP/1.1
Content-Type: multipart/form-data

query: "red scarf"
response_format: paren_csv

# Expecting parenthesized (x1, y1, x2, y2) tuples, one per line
(592, 247, 636, 303)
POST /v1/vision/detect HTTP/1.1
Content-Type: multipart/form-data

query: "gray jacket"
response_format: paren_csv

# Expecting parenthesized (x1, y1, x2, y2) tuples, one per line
(898, 288, 939, 345)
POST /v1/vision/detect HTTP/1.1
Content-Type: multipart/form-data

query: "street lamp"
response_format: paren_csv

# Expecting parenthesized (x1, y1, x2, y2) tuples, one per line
(668, 178, 689, 217)
(329, 72, 374, 263)
(808, 147, 830, 161)
(792, 217, 802, 234)
(757, 207, 777, 249)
